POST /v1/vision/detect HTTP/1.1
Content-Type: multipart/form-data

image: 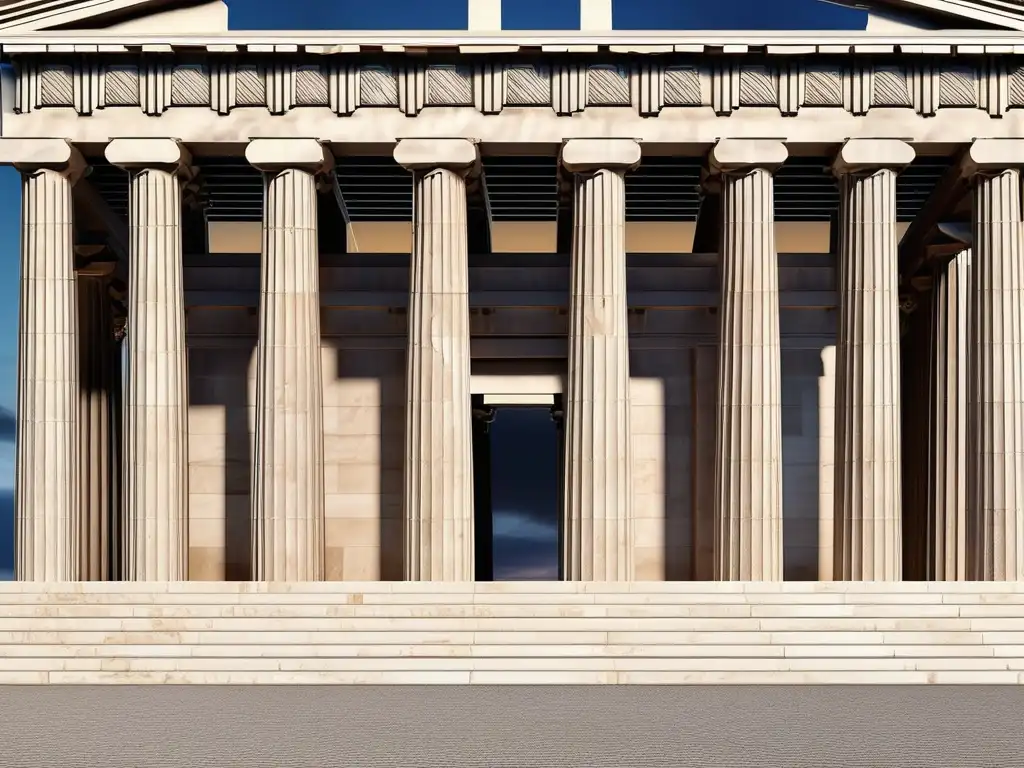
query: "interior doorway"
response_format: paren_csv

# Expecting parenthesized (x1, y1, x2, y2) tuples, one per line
(472, 395, 564, 581)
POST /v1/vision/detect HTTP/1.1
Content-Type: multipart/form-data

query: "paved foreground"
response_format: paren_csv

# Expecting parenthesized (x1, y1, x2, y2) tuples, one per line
(0, 684, 1020, 767)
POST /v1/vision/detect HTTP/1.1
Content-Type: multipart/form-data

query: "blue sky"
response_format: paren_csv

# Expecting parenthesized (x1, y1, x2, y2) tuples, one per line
(0, 1, 867, 577)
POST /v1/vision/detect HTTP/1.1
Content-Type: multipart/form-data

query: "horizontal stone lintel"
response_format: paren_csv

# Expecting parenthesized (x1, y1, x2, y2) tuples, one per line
(4, 50, 1024, 127)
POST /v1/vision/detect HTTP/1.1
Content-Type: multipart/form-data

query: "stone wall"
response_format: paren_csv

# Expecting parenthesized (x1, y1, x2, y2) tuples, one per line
(182, 253, 835, 581)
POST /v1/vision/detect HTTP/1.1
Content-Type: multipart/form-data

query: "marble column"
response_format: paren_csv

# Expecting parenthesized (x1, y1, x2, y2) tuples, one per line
(831, 139, 914, 581)
(0, 139, 83, 581)
(106, 138, 191, 581)
(560, 138, 639, 581)
(76, 260, 117, 581)
(929, 250, 970, 580)
(963, 140, 1024, 581)
(245, 139, 331, 582)
(395, 138, 478, 581)
(709, 139, 787, 581)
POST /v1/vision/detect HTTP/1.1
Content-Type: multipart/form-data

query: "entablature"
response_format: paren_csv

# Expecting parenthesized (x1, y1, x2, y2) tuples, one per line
(4, 34, 1024, 123)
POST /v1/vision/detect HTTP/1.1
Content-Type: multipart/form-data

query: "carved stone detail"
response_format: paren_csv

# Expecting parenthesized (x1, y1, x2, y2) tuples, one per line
(295, 64, 329, 106)
(979, 58, 1008, 117)
(552, 63, 586, 115)
(872, 65, 911, 107)
(844, 62, 873, 115)
(941, 65, 977, 108)
(39, 65, 74, 107)
(328, 61, 360, 115)
(265, 61, 295, 114)
(209, 59, 235, 114)
(171, 64, 210, 107)
(1007, 64, 1024, 109)
(739, 65, 777, 107)
(426, 64, 473, 106)
(804, 66, 843, 106)
(630, 61, 663, 116)
(399, 62, 427, 115)
(712, 61, 740, 115)
(474, 62, 506, 114)
(235, 65, 265, 106)
(506, 64, 549, 105)
(360, 65, 398, 106)
(587, 64, 629, 106)
(664, 66, 700, 106)
(74, 58, 104, 115)
(140, 58, 172, 115)
(777, 62, 803, 115)
(104, 65, 139, 107)
(908, 62, 938, 116)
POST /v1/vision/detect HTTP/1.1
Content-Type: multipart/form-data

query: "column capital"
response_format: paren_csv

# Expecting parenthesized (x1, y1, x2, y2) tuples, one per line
(75, 260, 117, 279)
(105, 138, 192, 174)
(709, 139, 788, 174)
(0, 138, 85, 180)
(961, 139, 1024, 177)
(245, 138, 334, 174)
(832, 139, 915, 176)
(393, 138, 478, 172)
(561, 138, 640, 174)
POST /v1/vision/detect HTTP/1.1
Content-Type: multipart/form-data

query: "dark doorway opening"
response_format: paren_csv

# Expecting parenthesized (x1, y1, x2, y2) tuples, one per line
(472, 397, 564, 581)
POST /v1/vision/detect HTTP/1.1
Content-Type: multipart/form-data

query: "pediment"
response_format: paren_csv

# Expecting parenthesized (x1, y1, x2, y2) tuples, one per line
(0, 0, 227, 32)
(830, 0, 1024, 31)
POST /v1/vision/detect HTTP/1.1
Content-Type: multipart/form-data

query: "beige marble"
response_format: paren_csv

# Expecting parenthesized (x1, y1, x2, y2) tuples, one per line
(395, 138, 477, 581)
(246, 139, 332, 582)
(560, 139, 640, 581)
(709, 140, 786, 581)
(77, 261, 117, 581)
(831, 139, 914, 581)
(930, 250, 970, 580)
(3, 140, 84, 581)
(963, 142, 1024, 580)
(107, 138, 191, 581)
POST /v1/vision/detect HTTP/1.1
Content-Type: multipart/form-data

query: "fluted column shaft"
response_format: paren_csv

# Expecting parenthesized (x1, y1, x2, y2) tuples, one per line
(395, 138, 477, 581)
(560, 139, 639, 581)
(77, 263, 116, 581)
(832, 140, 914, 581)
(246, 139, 331, 582)
(710, 140, 787, 581)
(5, 141, 83, 581)
(928, 250, 970, 580)
(107, 139, 190, 581)
(965, 145, 1024, 580)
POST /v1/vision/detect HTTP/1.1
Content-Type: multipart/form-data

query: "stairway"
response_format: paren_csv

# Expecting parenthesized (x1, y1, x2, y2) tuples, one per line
(1, 582, 1024, 684)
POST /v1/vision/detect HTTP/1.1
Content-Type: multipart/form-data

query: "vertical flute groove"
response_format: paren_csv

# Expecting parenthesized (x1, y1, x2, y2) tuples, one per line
(15, 168, 79, 581)
(713, 167, 784, 581)
(123, 168, 188, 581)
(834, 169, 903, 581)
(968, 171, 1024, 580)
(251, 167, 325, 582)
(403, 167, 474, 581)
(563, 169, 632, 581)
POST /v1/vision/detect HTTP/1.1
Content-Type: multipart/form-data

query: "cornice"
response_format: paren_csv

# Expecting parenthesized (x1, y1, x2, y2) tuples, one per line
(7, 31, 1024, 55)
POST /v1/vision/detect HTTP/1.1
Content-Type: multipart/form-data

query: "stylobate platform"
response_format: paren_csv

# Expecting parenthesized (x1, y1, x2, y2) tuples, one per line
(2, 582, 1024, 684)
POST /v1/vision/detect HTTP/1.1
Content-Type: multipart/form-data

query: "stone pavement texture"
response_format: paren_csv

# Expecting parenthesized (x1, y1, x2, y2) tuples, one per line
(0, 684, 1020, 768)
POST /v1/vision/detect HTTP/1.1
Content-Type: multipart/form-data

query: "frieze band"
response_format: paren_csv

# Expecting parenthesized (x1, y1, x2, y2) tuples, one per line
(9, 53, 1022, 118)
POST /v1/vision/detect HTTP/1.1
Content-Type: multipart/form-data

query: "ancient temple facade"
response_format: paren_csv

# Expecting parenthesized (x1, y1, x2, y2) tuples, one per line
(2, 0, 1024, 587)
